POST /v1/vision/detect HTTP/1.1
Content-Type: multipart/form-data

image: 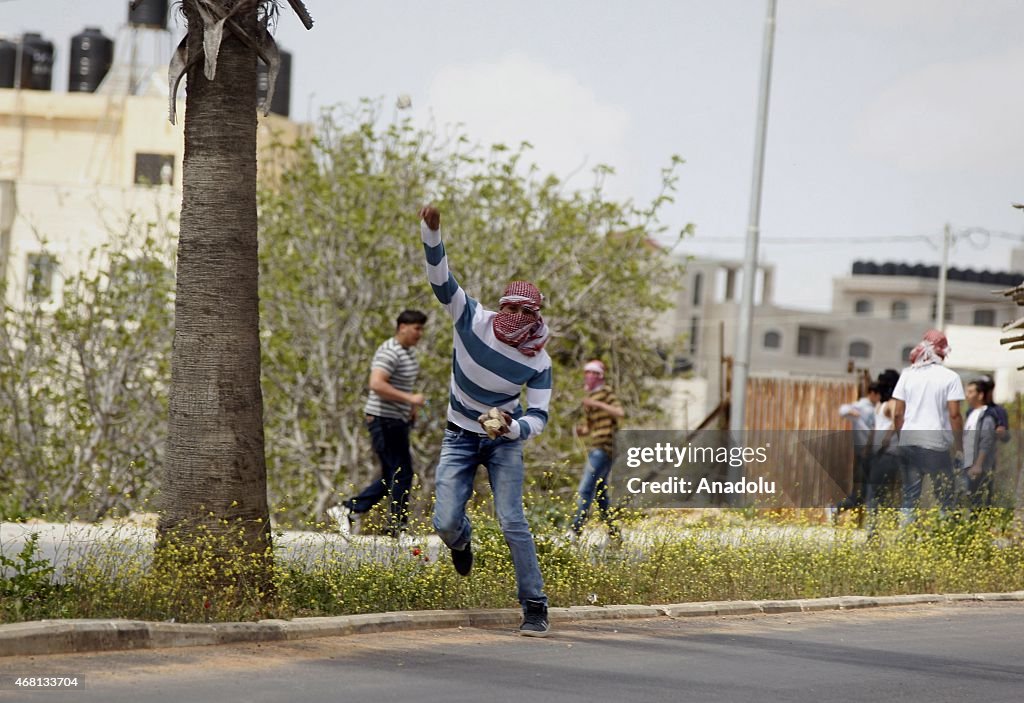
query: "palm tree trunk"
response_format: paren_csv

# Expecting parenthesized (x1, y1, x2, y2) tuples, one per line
(159, 2, 272, 587)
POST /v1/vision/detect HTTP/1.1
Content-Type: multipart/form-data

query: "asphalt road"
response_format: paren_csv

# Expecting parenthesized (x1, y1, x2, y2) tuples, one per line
(1, 602, 1022, 703)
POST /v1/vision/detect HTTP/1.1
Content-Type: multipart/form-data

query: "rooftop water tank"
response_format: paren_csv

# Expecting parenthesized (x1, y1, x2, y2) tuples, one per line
(0, 39, 16, 89)
(128, 0, 169, 30)
(18, 33, 54, 91)
(69, 28, 114, 93)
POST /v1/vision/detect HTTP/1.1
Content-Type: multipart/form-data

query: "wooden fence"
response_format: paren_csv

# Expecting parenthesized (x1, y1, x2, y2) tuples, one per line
(742, 375, 859, 507)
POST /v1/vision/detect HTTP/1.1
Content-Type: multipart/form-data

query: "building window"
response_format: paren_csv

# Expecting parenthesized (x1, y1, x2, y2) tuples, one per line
(901, 345, 915, 362)
(797, 327, 828, 357)
(27, 253, 57, 300)
(891, 300, 908, 320)
(691, 272, 703, 306)
(973, 308, 996, 327)
(854, 299, 872, 315)
(134, 153, 175, 186)
(848, 341, 871, 359)
(763, 330, 781, 349)
(689, 316, 700, 355)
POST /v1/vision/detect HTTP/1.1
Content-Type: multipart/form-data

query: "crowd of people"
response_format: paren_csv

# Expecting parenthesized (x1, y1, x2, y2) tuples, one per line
(834, 329, 1011, 526)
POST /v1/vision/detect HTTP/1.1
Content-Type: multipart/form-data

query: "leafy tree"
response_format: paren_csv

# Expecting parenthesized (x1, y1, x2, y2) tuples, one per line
(0, 230, 175, 520)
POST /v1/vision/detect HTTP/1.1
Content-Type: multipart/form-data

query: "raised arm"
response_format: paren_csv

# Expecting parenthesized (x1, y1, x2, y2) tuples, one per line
(419, 205, 469, 320)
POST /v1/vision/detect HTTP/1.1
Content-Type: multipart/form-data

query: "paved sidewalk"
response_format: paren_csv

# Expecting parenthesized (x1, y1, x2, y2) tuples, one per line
(2, 590, 1023, 658)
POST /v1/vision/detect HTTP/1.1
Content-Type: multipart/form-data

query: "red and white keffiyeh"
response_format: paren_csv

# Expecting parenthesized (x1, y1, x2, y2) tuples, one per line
(493, 281, 549, 356)
(909, 329, 950, 368)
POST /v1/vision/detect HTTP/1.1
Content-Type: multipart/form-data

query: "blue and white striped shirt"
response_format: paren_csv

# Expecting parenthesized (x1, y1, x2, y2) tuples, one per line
(421, 221, 552, 440)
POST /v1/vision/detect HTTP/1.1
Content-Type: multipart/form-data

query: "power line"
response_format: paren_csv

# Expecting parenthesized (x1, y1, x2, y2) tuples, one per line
(691, 229, 1024, 246)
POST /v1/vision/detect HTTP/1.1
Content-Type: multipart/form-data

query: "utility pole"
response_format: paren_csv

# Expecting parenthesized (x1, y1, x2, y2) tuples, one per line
(730, 0, 778, 460)
(935, 222, 951, 331)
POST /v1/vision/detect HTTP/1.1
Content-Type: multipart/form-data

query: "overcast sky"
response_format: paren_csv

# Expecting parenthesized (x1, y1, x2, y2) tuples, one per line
(3, 0, 1022, 310)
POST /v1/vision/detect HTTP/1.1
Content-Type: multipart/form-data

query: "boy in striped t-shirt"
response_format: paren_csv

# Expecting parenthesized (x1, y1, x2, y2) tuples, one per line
(330, 310, 427, 538)
(419, 205, 553, 638)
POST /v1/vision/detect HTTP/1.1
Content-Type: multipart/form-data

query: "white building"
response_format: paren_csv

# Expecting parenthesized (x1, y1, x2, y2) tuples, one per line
(0, 68, 299, 309)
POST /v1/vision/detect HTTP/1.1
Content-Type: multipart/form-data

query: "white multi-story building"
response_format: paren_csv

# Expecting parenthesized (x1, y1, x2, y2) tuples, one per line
(0, 68, 298, 309)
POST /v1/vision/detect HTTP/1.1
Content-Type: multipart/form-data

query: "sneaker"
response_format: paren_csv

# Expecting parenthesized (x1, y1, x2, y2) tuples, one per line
(450, 543, 473, 576)
(519, 600, 550, 637)
(327, 505, 360, 536)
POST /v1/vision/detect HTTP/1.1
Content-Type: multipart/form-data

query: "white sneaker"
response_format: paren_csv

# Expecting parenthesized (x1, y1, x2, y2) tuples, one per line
(327, 506, 359, 535)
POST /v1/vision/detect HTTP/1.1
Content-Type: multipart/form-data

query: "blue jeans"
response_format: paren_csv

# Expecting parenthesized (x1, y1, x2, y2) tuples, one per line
(345, 416, 413, 532)
(899, 445, 955, 523)
(571, 448, 615, 534)
(864, 452, 900, 512)
(432, 428, 547, 606)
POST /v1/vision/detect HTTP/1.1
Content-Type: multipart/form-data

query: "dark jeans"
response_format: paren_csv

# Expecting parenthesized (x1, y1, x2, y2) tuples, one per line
(344, 416, 413, 531)
(900, 445, 955, 522)
(837, 452, 871, 510)
(962, 471, 994, 511)
(864, 452, 900, 512)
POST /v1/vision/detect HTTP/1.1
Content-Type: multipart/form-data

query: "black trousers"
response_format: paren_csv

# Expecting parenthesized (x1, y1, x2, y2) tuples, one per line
(345, 416, 414, 531)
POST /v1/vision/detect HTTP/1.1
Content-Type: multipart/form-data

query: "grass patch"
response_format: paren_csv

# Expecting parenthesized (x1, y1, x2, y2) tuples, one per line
(3, 503, 1024, 624)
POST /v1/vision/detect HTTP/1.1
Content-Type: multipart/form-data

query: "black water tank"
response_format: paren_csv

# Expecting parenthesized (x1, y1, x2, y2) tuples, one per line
(257, 48, 291, 117)
(0, 39, 16, 89)
(68, 28, 114, 93)
(129, 0, 169, 30)
(852, 261, 867, 275)
(18, 33, 54, 90)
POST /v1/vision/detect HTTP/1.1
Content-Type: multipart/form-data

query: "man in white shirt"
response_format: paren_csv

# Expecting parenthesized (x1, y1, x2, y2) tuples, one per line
(892, 330, 965, 522)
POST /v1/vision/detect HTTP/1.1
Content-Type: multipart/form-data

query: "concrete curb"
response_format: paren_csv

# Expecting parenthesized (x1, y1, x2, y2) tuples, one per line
(3, 591, 1023, 658)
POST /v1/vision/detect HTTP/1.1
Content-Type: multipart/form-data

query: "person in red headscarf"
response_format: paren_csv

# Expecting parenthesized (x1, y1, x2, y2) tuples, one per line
(891, 329, 965, 522)
(569, 360, 625, 541)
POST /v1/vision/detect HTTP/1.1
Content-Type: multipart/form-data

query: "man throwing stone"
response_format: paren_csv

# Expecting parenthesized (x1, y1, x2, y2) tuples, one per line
(419, 204, 552, 637)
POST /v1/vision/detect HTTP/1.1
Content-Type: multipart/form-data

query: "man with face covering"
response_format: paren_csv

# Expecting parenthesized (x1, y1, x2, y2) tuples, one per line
(419, 205, 553, 637)
(892, 329, 965, 522)
(570, 360, 625, 540)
